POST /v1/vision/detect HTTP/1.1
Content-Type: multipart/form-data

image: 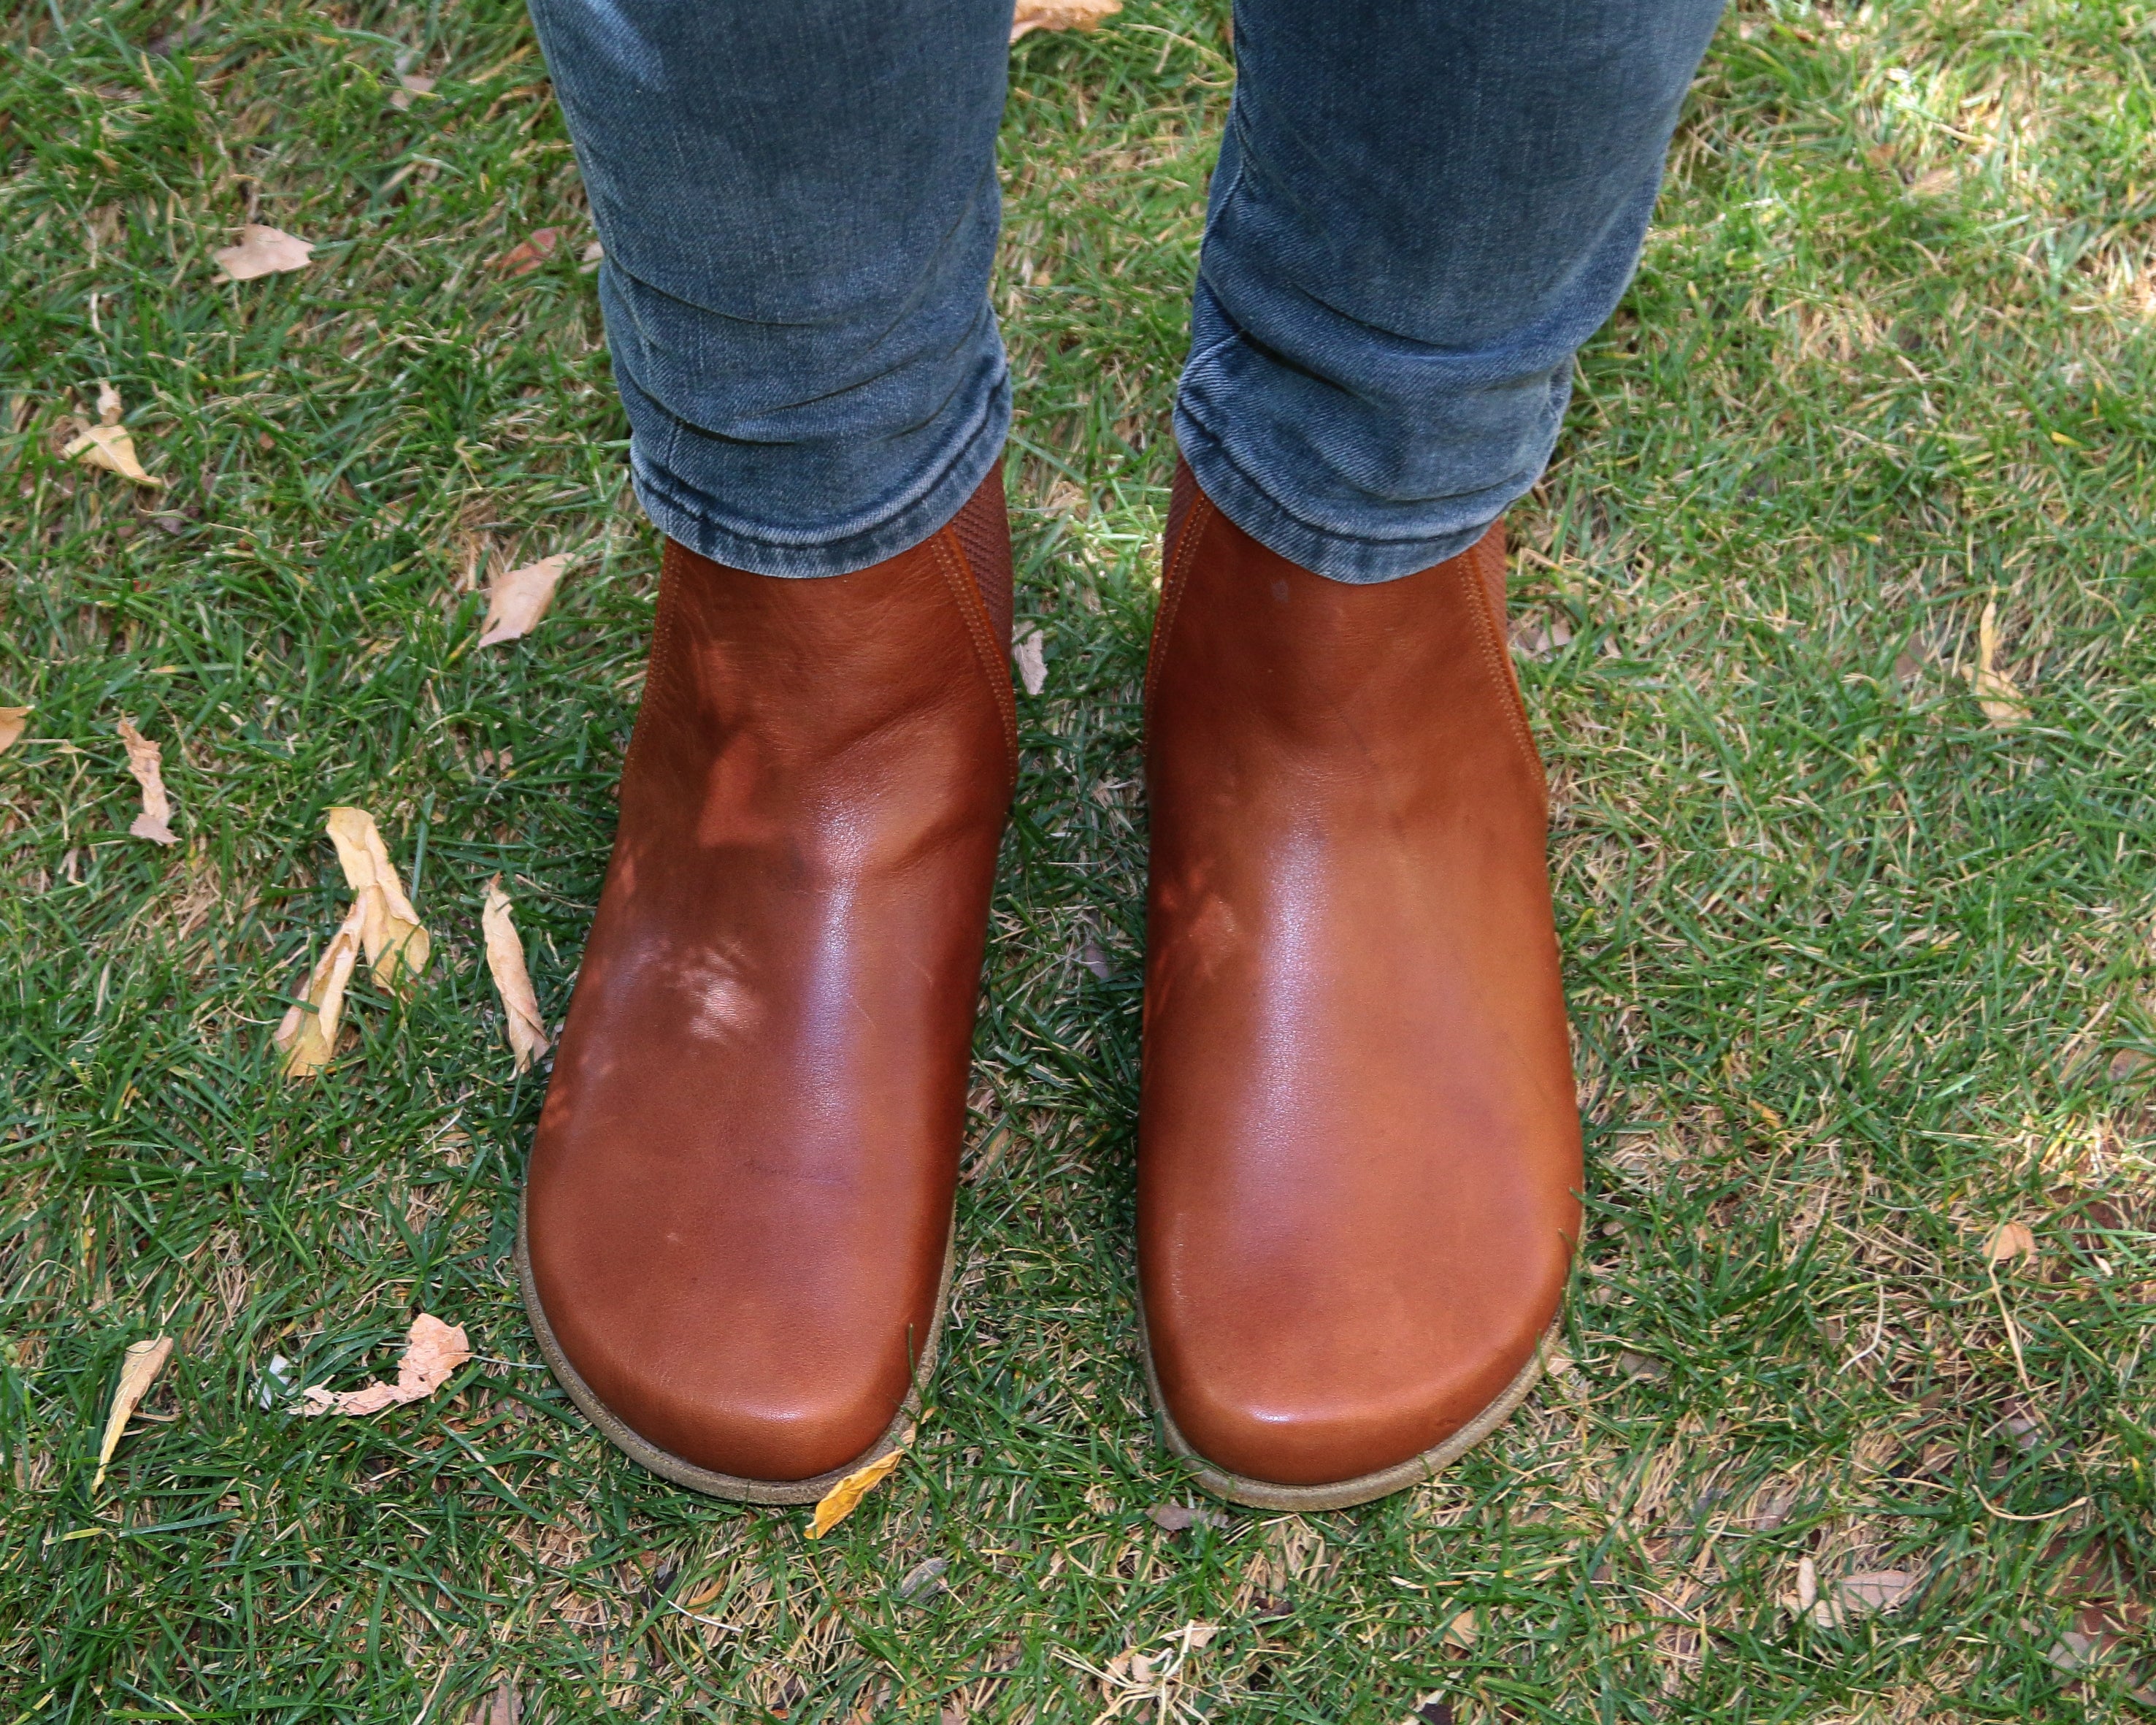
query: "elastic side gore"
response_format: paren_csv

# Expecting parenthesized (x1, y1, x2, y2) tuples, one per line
(949, 465, 1013, 650)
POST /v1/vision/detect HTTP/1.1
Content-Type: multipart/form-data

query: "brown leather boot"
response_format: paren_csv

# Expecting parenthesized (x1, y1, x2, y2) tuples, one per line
(518, 470, 1016, 1502)
(1138, 462, 1581, 1509)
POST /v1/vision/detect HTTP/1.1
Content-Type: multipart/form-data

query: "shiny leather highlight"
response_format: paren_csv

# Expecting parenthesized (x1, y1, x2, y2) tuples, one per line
(1138, 462, 1581, 1492)
(523, 472, 1014, 1486)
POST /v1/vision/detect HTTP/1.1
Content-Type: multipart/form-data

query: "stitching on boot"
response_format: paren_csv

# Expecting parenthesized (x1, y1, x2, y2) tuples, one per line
(929, 527, 1020, 770)
(1144, 493, 1214, 720)
(1457, 535, 1549, 812)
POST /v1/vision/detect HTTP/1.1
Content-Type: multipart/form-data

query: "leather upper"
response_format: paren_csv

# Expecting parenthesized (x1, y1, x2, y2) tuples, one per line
(1138, 463, 1581, 1488)
(524, 472, 1014, 1483)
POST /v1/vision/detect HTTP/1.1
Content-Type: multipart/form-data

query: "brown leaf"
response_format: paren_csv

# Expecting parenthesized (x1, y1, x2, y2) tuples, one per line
(116, 719, 179, 844)
(213, 224, 315, 281)
(483, 876, 550, 1073)
(274, 895, 366, 1078)
(1146, 1503, 1228, 1533)
(324, 806, 431, 987)
(0, 706, 30, 754)
(807, 1443, 906, 1537)
(478, 554, 569, 647)
(1983, 1220, 2037, 1264)
(96, 379, 123, 425)
(1441, 1609, 1478, 1650)
(65, 418, 165, 488)
(496, 227, 562, 276)
(1011, 0, 1122, 41)
(1013, 627, 1048, 696)
(1963, 600, 2030, 727)
(93, 1336, 174, 1491)
(299, 1312, 471, 1416)
(475, 1678, 521, 1725)
(389, 72, 436, 110)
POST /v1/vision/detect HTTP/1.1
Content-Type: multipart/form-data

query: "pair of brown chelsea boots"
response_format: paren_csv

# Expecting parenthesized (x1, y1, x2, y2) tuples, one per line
(517, 459, 1581, 1511)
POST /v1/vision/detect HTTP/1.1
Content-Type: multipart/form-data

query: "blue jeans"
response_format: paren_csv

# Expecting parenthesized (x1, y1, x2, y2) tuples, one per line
(526, 0, 1725, 583)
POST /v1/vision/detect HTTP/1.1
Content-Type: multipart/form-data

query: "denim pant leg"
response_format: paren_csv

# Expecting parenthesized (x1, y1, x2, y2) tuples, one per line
(526, 0, 1013, 576)
(1178, 0, 1727, 583)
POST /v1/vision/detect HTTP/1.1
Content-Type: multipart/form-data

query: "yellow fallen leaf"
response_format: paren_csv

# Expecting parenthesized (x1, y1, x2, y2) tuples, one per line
(0, 706, 29, 754)
(299, 1312, 471, 1416)
(116, 719, 178, 844)
(1963, 600, 2030, 727)
(323, 806, 431, 987)
(1984, 1219, 2037, 1264)
(93, 1336, 174, 1491)
(64, 420, 165, 488)
(1011, 0, 1121, 40)
(482, 876, 550, 1074)
(478, 554, 569, 646)
(213, 224, 315, 281)
(274, 895, 365, 1078)
(807, 1444, 906, 1537)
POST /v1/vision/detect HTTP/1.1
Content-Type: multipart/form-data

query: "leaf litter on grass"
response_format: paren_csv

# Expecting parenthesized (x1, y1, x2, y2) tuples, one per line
(478, 554, 569, 646)
(324, 806, 431, 987)
(299, 1313, 470, 1416)
(116, 718, 177, 844)
(482, 875, 550, 1072)
(64, 381, 164, 487)
(92, 1336, 174, 1491)
(273, 895, 365, 1079)
(212, 224, 314, 280)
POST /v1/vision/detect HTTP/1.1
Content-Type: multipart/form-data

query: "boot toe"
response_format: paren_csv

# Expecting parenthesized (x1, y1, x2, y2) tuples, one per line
(1157, 1321, 1546, 1490)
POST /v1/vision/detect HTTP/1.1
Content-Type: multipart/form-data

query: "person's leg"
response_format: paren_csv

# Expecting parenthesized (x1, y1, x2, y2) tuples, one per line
(1177, 0, 1726, 583)
(527, 0, 1013, 574)
(1140, 0, 1725, 1507)
(518, 1, 1020, 1502)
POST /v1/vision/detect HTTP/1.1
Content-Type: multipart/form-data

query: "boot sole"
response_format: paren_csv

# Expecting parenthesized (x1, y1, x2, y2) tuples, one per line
(515, 1192, 954, 1506)
(1139, 1303, 1556, 1511)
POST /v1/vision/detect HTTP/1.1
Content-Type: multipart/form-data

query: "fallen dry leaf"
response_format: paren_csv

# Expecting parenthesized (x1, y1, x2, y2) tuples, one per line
(324, 806, 431, 987)
(1963, 600, 2030, 727)
(807, 1444, 906, 1537)
(897, 1556, 950, 1601)
(483, 876, 550, 1073)
(389, 71, 435, 109)
(93, 1336, 174, 1491)
(1012, 0, 1122, 40)
(1061, 1621, 1219, 1720)
(1013, 627, 1048, 696)
(1984, 1220, 2038, 1264)
(496, 227, 562, 275)
(1510, 613, 1574, 660)
(1807, 1569, 1919, 1628)
(477, 1678, 521, 1725)
(64, 413, 165, 488)
(300, 1312, 471, 1416)
(96, 379, 123, 425)
(116, 719, 178, 844)
(1146, 1503, 1227, 1534)
(1441, 1609, 1478, 1650)
(274, 895, 366, 1079)
(0, 706, 29, 754)
(213, 224, 315, 281)
(478, 554, 569, 647)
(580, 238, 605, 265)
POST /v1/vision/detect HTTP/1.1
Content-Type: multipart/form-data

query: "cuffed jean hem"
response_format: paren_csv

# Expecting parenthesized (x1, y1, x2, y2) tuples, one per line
(627, 376, 1013, 579)
(1172, 398, 1541, 586)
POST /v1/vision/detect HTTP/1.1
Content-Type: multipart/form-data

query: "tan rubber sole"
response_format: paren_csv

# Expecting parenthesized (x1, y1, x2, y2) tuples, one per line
(1139, 1304, 1557, 1511)
(515, 1191, 954, 1505)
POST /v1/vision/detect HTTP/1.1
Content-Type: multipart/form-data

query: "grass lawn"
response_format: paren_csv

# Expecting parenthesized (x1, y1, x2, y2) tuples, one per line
(5, 0, 2156, 1718)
